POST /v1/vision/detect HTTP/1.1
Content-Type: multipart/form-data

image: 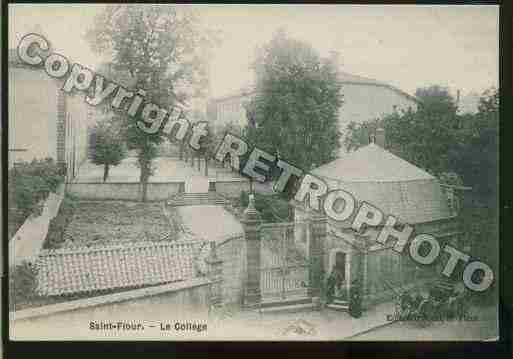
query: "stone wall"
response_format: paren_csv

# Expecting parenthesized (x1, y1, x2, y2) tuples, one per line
(217, 235, 246, 305)
(10, 278, 212, 340)
(67, 181, 185, 201)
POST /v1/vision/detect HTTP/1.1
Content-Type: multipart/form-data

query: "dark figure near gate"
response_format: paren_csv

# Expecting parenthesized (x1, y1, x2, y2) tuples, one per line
(349, 279, 362, 318)
(326, 267, 345, 303)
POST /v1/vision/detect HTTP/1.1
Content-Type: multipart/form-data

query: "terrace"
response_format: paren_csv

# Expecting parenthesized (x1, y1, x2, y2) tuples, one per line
(61, 200, 173, 247)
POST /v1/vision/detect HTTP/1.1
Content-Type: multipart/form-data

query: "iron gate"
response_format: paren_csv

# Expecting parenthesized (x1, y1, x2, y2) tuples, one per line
(260, 224, 309, 301)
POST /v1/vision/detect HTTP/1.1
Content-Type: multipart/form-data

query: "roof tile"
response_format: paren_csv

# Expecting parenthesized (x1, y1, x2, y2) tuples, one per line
(35, 240, 206, 297)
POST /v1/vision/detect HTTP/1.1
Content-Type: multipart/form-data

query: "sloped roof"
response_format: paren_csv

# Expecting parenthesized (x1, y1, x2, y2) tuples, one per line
(311, 143, 452, 224)
(337, 71, 418, 103)
(313, 143, 434, 182)
(211, 71, 417, 104)
(36, 240, 206, 296)
(337, 71, 388, 86)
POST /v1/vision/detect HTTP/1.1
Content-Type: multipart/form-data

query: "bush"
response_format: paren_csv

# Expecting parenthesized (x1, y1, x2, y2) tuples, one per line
(43, 197, 77, 249)
(9, 261, 38, 311)
(238, 191, 292, 222)
(8, 158, 65, 239)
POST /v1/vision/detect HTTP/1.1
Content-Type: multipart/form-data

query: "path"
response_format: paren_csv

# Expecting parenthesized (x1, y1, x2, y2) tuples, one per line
(207, 301, 398, 340)
(9, 185, 65, 266)
(177, 205, 243, 243)
(350, 304, 498, 341)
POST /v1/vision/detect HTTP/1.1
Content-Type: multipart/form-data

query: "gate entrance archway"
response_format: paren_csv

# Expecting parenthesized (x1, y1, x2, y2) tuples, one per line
(259, 224, 310, 302)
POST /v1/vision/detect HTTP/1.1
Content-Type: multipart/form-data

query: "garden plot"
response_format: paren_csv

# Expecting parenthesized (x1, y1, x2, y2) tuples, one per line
(62, 201, 172, 246)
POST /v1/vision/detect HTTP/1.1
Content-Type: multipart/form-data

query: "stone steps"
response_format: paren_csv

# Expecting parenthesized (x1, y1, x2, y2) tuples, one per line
(258, 297, 315, 313)
(167, 193, 229, 207)
(259, 302, 316, 314)
(327, 299, 349, 312)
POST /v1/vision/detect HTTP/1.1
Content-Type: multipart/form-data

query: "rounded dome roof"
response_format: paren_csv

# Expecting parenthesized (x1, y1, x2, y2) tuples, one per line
(312, 144, 452, 224)
(313, 143, 434, 182)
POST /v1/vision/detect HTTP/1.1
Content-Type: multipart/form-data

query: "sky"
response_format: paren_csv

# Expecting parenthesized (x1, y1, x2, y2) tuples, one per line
(9, 4, 499, 99)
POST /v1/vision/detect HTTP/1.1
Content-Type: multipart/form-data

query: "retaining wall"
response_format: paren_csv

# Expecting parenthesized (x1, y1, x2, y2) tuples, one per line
(10, 278, 211, 340)
(67, 181, 185, 201)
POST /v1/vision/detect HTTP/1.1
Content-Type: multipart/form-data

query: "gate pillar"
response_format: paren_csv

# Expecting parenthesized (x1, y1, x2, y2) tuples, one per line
(205, 241, 224, 308)
(242, 194, 262, 307)
(307, 209, 326, 299)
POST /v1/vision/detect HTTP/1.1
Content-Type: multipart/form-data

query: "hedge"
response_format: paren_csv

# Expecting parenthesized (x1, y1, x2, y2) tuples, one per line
(8, 158, 65, 239)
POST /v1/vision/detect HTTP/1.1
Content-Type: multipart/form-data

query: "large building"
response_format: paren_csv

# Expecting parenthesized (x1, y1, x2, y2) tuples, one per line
(207, 69, 418, 153)
(8, 49, 92, 179)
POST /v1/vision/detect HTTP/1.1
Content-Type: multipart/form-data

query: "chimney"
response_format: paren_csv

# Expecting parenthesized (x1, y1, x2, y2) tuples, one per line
(375, 128, 385, 148)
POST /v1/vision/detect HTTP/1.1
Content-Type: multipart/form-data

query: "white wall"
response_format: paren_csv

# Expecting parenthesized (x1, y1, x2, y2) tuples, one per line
(338, 83, 417, 134)
(211, 83, 417, 151)
(9, 68, 59, 164)
(214, 93, 252, 129)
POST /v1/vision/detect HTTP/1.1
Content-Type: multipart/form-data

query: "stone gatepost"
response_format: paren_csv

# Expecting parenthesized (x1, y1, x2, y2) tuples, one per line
(307, 209, 326, 299)
(241, 194, 262, 307)
(360, 242, 370, 309)
(205, 241, 224, 309)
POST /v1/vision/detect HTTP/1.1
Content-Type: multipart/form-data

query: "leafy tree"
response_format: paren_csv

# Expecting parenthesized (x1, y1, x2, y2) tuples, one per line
(87, 4, 218, 201)
(88, 121, 126, 182)
(454, 87, 498, 197)
(343, 118, 382, 152)
(9, 262, 38, 311)
(213, 121, 245, 168)
(244, 30, 343, 173)
(197, 122, 217, 176)
(344, 86, 499, 281)
(344, 86, 498, 198)
(344, 85, 459, 175)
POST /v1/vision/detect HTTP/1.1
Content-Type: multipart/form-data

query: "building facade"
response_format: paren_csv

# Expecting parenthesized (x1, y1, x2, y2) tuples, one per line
(207, 71, 418, 153)
(207, 87, 253, 130)
(8, 50, 91, 180)
(293, 141, 462, 307)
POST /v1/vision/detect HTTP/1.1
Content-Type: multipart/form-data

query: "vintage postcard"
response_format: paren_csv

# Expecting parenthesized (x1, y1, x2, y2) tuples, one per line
(7, 3, 499, 341)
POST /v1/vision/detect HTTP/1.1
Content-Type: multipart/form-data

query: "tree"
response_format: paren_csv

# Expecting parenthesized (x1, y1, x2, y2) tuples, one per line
(344, 85, 459, 175)
(88, 121, 126, 182)
(454, 87, 498, 197)
(87, 5, 218, 201)
(213, 121, 245, 169)
(197, 122, 216, 177)
(344, 86, 499, 279)
(244, 30, 343, 172)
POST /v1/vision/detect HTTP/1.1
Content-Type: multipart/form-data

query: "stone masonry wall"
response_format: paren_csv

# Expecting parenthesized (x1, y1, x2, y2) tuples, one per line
(67, 181, 185, 201)
(10, 278, 211, 340)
